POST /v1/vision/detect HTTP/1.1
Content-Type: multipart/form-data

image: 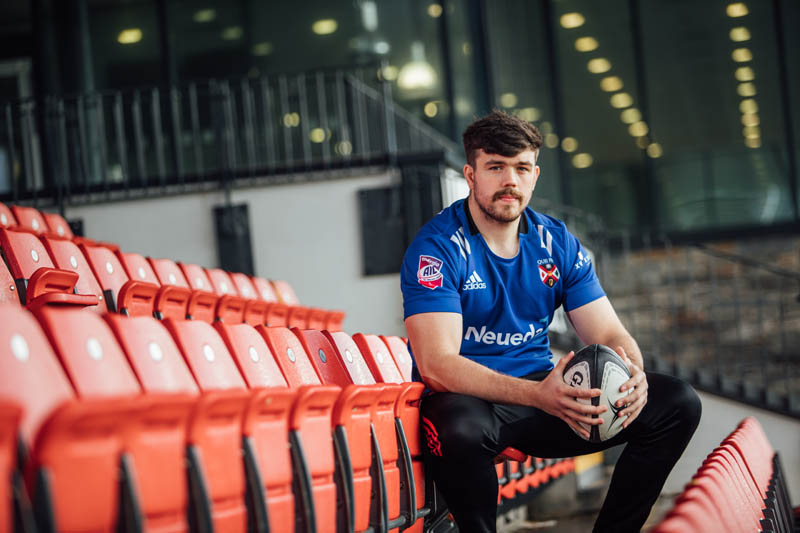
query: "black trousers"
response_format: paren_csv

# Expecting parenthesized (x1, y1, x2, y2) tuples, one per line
(419, 372, 702, 533)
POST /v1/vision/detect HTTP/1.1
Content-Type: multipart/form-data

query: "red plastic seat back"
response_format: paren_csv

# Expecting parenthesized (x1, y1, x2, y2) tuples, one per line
(117, 252, 160, 286)
(380, 335, 414, 382)
(34, 307, 141, 397)
(257, 326, 321, 387)
(147, 257, 190, 288)
(205, 268, 239, 297)
(0, 402, 21, 533)
(0, 227, 56, 280)
(104, 314, 200, 394)
(272, 280, 300, 305)
(251, 276, 279, 302)
(179, 262, 214, 293)
(79, 243, 130, 311)
(41, 236, 105, 312)
(162, 318, 246, 391)
(230, 272, 258, 300)
(10, 206, 46, 234)
(213, 322, 288, 388)
(41, 213, 74, 239)
(0, 305, 74, 442)
(0, 203, 16, 228)
(0, 260, 19, 305)
(353, 333, 404, 384)
(291, 328, 353, 386)
(322, 331, 376, 385)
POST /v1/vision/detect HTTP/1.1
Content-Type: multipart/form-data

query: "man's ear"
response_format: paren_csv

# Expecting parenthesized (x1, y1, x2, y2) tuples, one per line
(463, 163, 475, 190)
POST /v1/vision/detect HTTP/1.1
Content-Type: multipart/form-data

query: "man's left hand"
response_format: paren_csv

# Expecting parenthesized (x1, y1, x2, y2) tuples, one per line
(616, 345, 648, 428)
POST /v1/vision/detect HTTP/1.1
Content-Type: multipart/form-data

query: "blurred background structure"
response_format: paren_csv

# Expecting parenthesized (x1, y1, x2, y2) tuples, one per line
(0, 0, 799, 520)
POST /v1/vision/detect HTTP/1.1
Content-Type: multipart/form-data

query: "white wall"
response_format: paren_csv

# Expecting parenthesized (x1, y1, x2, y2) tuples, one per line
(67, 175, 800, 504)
(67, 172, 406, 336)
(664, 391, 800, 503)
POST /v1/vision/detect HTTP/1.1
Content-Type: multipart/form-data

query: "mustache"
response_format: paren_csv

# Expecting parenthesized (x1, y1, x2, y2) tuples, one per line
(492, 188, 523, 201)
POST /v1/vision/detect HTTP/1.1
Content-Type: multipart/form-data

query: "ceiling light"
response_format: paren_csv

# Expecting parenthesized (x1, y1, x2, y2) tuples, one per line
(575, 37, 598, 52)
(252, 42, 273, 56)
(561, 137, 578, 152)
(560, 13, 585, 29)
(380, 65, 399, 81)
(309, 128, 326, 143)
(499, 92, 517, 108)
(117, 28, 142, 44)
(646, 143, 663, 158)
(741, 113, 760, 127)
(424, 101, 438, 118)
(621, 108, 642, 124)
(628, 121, 649, 137)
(610, 92, 633, 108)
(221, 26, 243, 40)
(572, 153, 593, 168)
(742, 125, 760, 138)
(540, 121, 553, 135)
(462, 42, 471, 55)
(193, 9, 216, 23)
(283, 112, 300, 127)
(600, 76, 623, 92)
(726, 3, 749, 17)
(737, 82, 757, 97)
(735, 66, 755, 81)
(545, 133, 559, 149)
(739, 99, 758, 113)
(732, 48, 753, 62)
(312, 19, 338, 35)
(398, 42, 437, 92)
(335, 140, 353, 155)
(744, 137, 761, 148)
(427, 4, 443, 18)
(361, 1, 378, 31)
(587, 58, 611, 74)
(517, 107, 541, 122)
(729, 27, 751, 42)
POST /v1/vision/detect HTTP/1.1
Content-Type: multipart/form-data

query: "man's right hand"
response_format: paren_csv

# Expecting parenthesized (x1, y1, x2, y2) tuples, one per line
(533, 351, 607, 439)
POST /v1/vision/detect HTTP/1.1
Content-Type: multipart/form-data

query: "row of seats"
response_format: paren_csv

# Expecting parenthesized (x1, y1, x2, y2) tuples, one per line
(653, 417, 799, 533)
(0, 202, 345, 331)
(0, 302, 424, 533)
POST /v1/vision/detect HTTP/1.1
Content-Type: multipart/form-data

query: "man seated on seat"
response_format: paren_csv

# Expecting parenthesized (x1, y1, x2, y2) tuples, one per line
(400, 110, 701, 533)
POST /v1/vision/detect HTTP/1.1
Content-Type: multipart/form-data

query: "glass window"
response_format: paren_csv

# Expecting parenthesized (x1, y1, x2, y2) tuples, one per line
(641, 0, 794, 232)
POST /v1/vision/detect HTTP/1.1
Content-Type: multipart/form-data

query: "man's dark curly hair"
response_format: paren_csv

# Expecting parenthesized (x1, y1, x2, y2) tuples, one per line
(462, 110, 543, 167)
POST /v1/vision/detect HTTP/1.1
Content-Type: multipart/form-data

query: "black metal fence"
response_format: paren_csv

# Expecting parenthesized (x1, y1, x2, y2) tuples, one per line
(0, 66, 458, 206)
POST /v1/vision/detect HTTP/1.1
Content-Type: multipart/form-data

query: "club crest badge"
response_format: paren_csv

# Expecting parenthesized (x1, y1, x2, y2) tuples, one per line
(538, 263, 560, 288)
(417, 255, 444, 290)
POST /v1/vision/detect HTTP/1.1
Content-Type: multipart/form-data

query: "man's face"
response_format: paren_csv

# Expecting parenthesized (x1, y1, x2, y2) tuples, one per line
(464, 149, 539, 224)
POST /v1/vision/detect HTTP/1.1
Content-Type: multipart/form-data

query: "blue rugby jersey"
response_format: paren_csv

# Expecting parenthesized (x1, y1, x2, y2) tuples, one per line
(401, 198, 605, 378)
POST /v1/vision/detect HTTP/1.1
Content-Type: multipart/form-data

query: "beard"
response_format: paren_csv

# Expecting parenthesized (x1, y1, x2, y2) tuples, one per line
(474, 187, 527, 223)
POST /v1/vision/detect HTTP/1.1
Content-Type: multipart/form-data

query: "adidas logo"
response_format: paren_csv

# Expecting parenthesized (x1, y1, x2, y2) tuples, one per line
(463, 270, 487, 291)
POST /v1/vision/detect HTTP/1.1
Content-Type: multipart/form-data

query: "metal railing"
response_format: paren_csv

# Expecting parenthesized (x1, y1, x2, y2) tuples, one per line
(0, 66, 458, 207)
(605, 236, 800, 418)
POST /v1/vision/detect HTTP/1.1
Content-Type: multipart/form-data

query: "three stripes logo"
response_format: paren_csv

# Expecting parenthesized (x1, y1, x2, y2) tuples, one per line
(463, 270, 486, 291)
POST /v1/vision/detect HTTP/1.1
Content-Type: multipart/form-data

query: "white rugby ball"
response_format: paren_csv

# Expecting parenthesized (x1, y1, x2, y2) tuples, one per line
(562, 344, 632, 442)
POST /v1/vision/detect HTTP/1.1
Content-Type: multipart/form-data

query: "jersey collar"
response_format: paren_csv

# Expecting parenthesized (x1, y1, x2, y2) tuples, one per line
(462, 198, 529, 236)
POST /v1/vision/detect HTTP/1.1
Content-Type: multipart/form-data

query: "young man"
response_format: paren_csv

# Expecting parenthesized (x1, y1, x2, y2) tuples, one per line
(400, 111, 701, 532)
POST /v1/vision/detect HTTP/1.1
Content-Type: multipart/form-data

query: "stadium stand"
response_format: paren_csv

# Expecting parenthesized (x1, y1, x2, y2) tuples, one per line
(653, 417, 799, 533)
(0, 202, 622, 532)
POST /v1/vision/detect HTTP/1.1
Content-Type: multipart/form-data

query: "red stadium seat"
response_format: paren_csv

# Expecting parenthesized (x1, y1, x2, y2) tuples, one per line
(179, 262, 214, 292)
(0, 226, 57, 285)
(40, 236, 106, 313)
(41, 212, 74, 239)
(352, 333, 405, 384)
(258, 326, 323, 386)
(0, 305, 74, 443)
(117, 252, 160, 285)
(9, 206, 46, 235)
(272, 279, 300, 305)
(205, 268, 240, 296)
(229, 272, 258, 300)
(0, 402, 21, 533)
(148, 257, 191, 287)
(79, 242, 131, 312)
(291, 329, 353, 386)
(213, 322, 288, 388)
(32, 306, 141, 396)
(322, 331, 377, 385)
(0, 203, 16, 228)
(380, 335, 414, 382)
(0, 260, 19, 305)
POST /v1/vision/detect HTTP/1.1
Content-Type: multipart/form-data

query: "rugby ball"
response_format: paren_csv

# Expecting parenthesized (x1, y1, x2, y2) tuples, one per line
(562, 344, 632, 443)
